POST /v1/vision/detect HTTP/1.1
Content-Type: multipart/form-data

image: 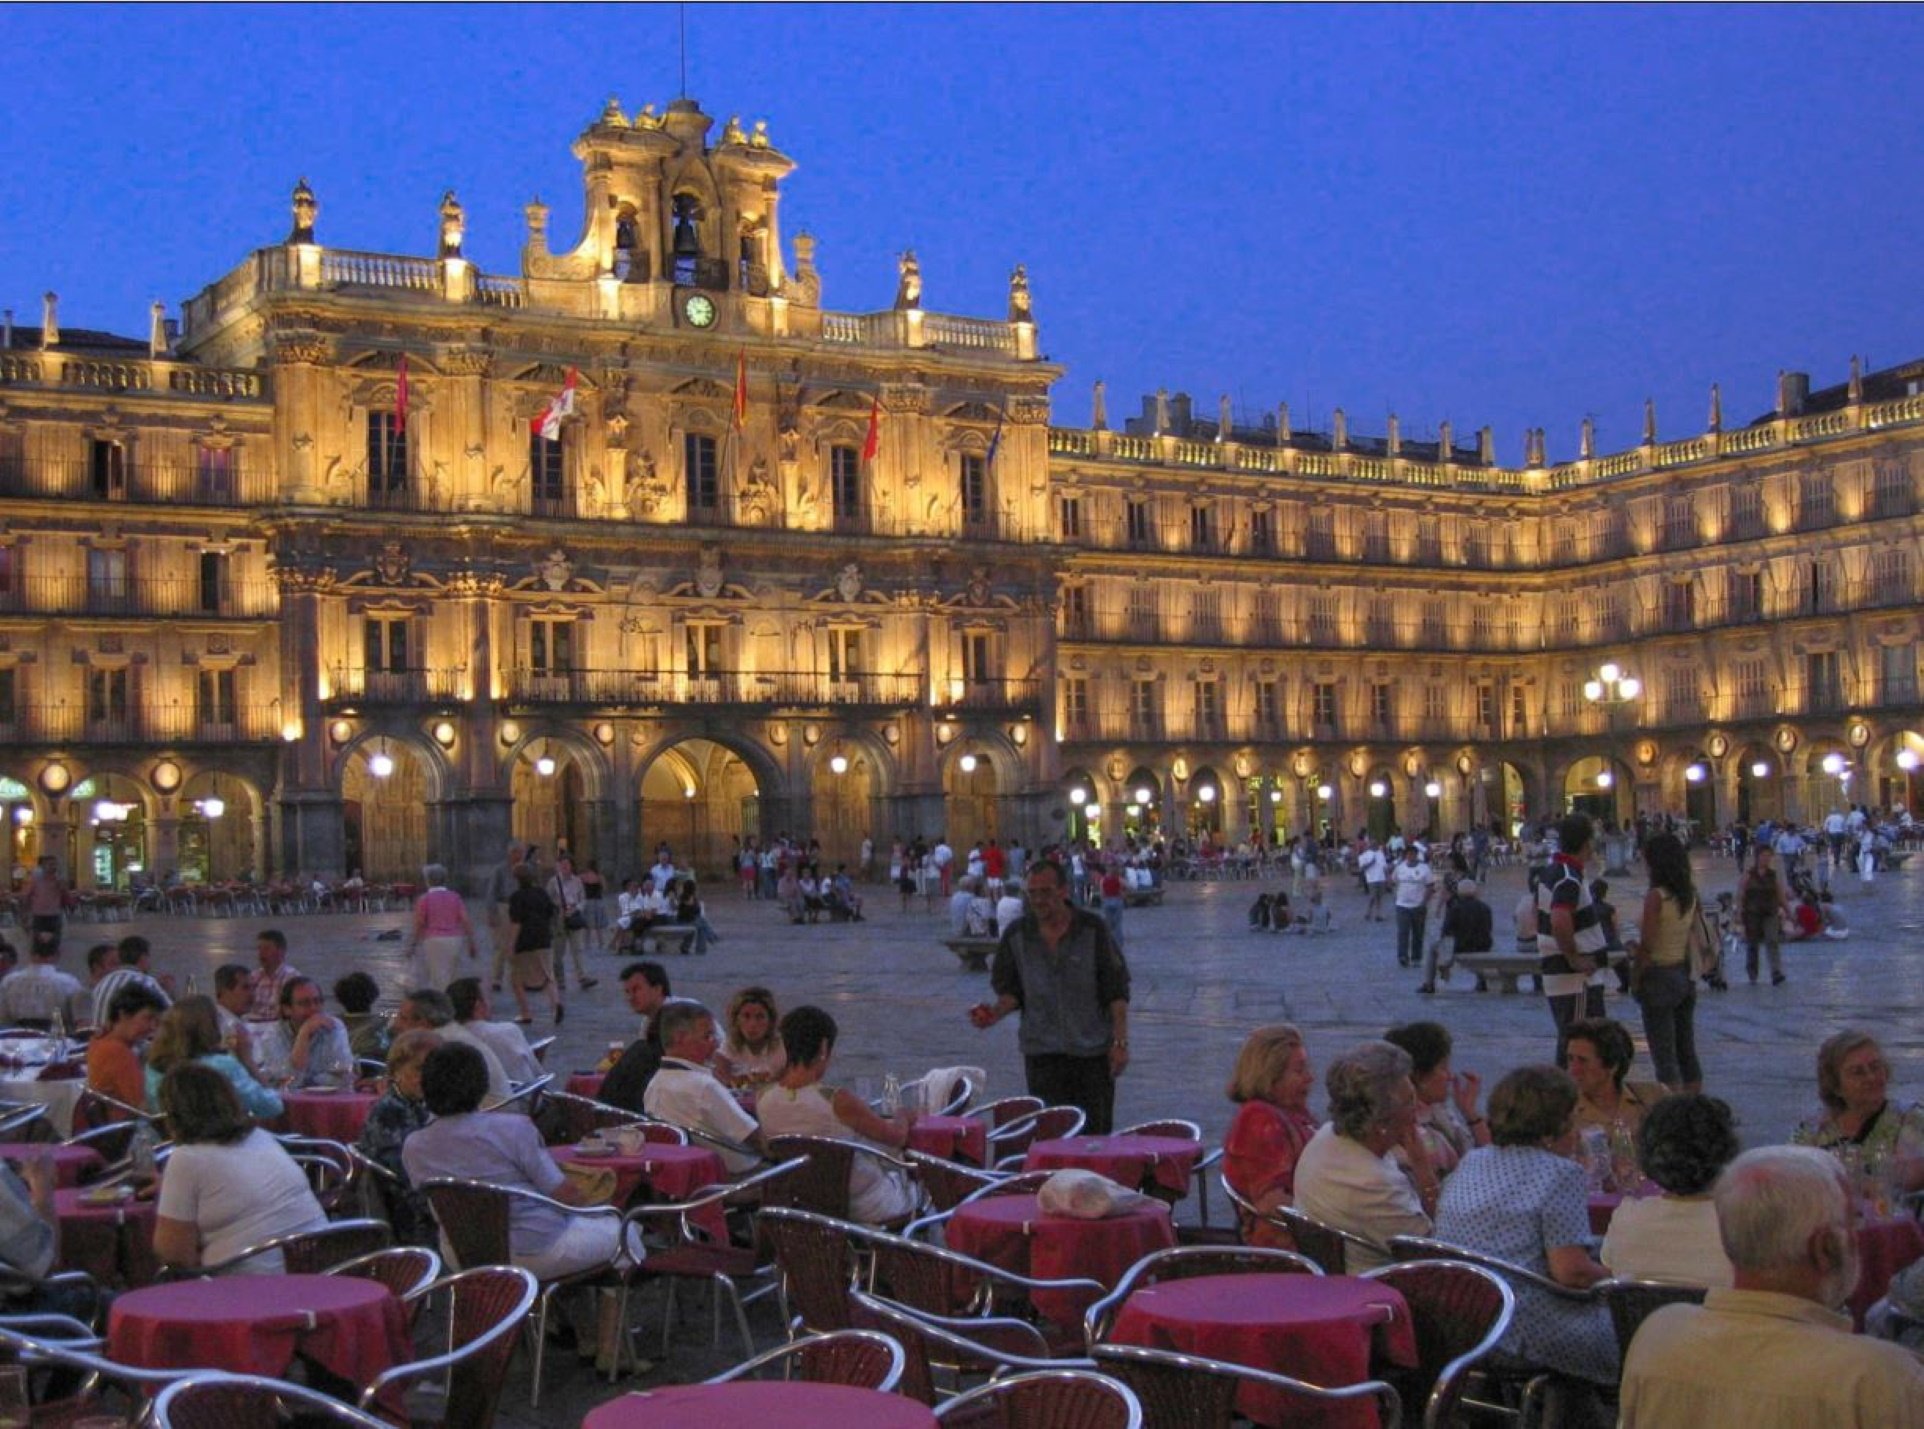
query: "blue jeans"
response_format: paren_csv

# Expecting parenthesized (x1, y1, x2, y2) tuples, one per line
(1101, 897, 1125, 943)
(1395, 906, 1427, 965)
(1636, 964, 1700, 1087)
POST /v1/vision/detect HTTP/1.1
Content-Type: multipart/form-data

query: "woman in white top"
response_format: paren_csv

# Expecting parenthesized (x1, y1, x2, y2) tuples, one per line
(154, 1063, 326, 1274)
(1600, 1092, 1739, 1289)
(756, 1005, 918, 1225)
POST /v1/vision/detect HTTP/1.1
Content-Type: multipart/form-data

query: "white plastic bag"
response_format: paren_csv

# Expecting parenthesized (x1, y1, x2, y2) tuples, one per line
(1036, 1168, 1156, 1219)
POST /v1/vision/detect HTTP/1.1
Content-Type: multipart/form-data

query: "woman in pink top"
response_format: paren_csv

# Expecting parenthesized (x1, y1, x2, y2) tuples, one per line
(1223, 1023, 1320, 1249)
(406, 863, 476, 992)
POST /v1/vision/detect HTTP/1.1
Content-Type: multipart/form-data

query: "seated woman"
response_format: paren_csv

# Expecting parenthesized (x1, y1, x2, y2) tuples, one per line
(253, 977, 355, 1089)
(1435, 1065, 1616, 1387)
(1564, 1017, 1666, 1155)
(143, 995, 283, 1119)
(757, 1005, 918, 1225)
(1383, 1021, 1489, 1178)
(402, 1043, 639, 1360)
(86, 984, 167, 1116)
(713, 986, 786, 1089)
(358, 1029, 440, 1245)
(1221, 1024, 1320, 1247)
(154, 1064, 328, 1274)
(1600, 1093, 1739, 1288)
(1791, 1029, 1924, 1195)
(1293, 1040, 1437, 1271)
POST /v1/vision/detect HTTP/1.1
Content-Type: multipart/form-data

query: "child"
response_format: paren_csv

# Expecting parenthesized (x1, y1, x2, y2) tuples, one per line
(1247, 892, 1274, 932)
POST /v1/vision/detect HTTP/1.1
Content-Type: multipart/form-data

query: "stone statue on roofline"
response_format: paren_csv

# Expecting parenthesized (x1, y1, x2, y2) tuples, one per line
(895, 250, 922, 311)
(288, 178, 317, 244)
(1008, 264, 1032, 323)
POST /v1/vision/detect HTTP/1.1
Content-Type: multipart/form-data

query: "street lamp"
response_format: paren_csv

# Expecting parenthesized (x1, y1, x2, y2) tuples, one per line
(1583, 663, 1641, 824)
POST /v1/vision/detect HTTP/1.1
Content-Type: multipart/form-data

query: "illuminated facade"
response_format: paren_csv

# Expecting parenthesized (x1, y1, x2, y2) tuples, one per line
(2, 98, 1919, 887)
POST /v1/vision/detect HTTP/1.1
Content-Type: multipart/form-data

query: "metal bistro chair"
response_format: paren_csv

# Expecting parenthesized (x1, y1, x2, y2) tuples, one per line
(705, 1327, 907, 1392)
(766, 1132, 923, 1227)
(987, 1106, 1087, 1170)
(154, 1371, 392, 1428)
(851, 1213, 1107, 1346)
(1083, 1244, 1322, 1345)
(190, 1216, 393, 1277)
(1091, 1342, 1401, 1429)
(932, 1367, 1143, 1428)
(852, 1289, 1090, 1406)
(0, 1319, 191, 1423)
(1275, 1204, 1388, 1275)
(1597, 1277, 1707, 1362)
(904, 1148, 1007, 1213)
(325, 1245, 443, 1314)
(357, 1265, 538, 1429)
(1364, 1259, 1517, 1429)
(1115, 1117, 1222, 1225)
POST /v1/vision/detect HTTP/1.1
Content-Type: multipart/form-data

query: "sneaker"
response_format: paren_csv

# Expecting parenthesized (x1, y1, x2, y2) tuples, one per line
(1772, 973, 1787, 986)
(1417, 983, 1436, 995)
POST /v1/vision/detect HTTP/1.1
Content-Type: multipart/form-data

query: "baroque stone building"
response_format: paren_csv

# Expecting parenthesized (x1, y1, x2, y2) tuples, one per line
(2, 98, 1919, 888)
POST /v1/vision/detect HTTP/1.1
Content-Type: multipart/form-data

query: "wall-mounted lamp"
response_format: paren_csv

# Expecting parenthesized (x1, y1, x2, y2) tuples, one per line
(958, 753, 979, 774)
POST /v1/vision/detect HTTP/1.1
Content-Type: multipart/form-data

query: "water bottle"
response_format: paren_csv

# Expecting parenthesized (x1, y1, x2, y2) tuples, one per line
(130, 1120, 158, 1184)
(1579, 1126, 1611, 1193)
(882, 1072, 901, 1116)
(184, 974, 199, 996)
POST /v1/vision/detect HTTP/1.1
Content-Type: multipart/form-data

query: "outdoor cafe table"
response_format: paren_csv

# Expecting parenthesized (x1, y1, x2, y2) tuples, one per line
(52, 1186, 158, 1287)
(566, 1072, 607, 1100)
(944, 1191, 1175, 1328)
(1024, 1133, 1205, 1197)
(0, 1142, 103, 1188)
(109, 1274, 411, 1395)
(907, 1114, 989, 1166)
(276, 1089, 381, 1143)
(1109, 1271, 1417, 1429)
(584, 1382, 937, 1429)
(548, 1142, 730, 1239)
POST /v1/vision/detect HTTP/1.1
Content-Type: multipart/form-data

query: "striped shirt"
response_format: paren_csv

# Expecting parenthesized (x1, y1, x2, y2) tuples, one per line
(1535, 857, 1607, 998)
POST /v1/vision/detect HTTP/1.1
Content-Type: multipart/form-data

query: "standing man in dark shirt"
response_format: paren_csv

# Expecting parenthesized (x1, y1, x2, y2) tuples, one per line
(505, 864, 561, 1027)
(1421, 878, 1493, 994)
(1537, 814, 1609, 1062)
(970, 860, 1131, 1134)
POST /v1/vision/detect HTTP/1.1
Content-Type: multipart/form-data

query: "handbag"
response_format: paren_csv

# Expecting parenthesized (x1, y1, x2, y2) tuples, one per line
(564, 911, 586, 931)
(1683, 898, 1714, 980)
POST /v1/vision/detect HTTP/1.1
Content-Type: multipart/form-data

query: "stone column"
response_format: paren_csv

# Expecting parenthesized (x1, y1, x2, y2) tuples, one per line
(269, 328, 330, 503)
(275, 567, 344, 878)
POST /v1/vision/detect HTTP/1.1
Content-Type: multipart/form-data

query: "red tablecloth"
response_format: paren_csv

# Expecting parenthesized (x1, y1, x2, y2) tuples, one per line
(908, 1114, 989, 1166)
(567, 1073, 607, 1099)
(1110, 1272, 1416, 1429)
(1851, 1214, 1924, 1329)
(548, 1143, 730, 1241)
(584, 1382, 937, 1428)
(276, 1090, 379, 1143)
(945, 1191, 1175, 1328)
(0, 1142, 104, 1188)
(110, 1274, 411, 1398)
(1025, 1134, 1205, 1197)
(53, 1186, 158, 1287)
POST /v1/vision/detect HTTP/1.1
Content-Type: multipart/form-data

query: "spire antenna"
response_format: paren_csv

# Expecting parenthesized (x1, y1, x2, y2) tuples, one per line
(679, 3, 688, 98)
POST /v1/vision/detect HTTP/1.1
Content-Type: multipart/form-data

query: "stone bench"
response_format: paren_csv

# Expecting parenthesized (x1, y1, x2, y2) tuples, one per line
(1124, 886, 1164, 907)
(1451, 954, 1542, 995)
(943, 937, 999, 971)
(635, 923, 698, 956)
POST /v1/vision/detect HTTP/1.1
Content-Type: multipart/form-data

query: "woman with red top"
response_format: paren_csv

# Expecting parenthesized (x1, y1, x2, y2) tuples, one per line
(1223, 1023, 1320, 1248)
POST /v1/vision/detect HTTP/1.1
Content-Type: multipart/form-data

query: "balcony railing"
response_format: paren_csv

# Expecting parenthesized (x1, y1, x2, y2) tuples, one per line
(0, 576, 278, 619)
(19, 703, 281, 743)
(503, 668, 933, 709)
(0, 458, 275, 508)
(325, 668, 466, 704)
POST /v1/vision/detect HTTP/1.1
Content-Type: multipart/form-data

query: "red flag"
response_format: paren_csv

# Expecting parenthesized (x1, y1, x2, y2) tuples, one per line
(393, 354, 409, 433)
(861, 395, 882, 461)
(732, 350, 748, 431)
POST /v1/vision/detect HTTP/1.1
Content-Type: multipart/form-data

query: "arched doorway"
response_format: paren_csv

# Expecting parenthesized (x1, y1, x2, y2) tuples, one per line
(943, 748, 1001, 854)
(0, 777, 38, 875)
(1470, 760, 1530, 836)
(1735, 747, 1781, 825)
(1873, 732, 1923, 814)
(1063, 770, 1101, 846)
(1189, 767, 1225, 842)
(1563, 756, 1631, 828)
(1122, 767, 1161, 843)
(1677, 754, 1715, 837)
(71, 775, 147, 890)
(341, 742, 430, 881)
(511, 741, 591, 866)
(179, 771, 260, 884)
(1244, 776, 1288, 848)
(814, 743, 878, 872)
(1800, 745, 1852, 824)
(639, 738, 762, 879)
(1364, 769, 1397, 843)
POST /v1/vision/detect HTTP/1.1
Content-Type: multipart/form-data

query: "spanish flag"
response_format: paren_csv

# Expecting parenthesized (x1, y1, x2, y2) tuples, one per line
(861, 395, 882, 462)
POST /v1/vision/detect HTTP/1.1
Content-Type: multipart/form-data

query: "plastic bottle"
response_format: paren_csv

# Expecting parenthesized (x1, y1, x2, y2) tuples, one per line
(882, 1072, 901, 1116)
(130, 1120, 159, 1184)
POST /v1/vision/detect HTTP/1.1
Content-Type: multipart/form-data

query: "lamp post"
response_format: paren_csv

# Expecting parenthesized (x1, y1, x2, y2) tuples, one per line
(1582, 663, 1641, 830)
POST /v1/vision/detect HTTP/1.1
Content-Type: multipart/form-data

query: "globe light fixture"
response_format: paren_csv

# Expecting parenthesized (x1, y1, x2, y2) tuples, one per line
(200, 797, 226, 820)
(958, 753, 979, 774)
(1596, 769, 1613, 789)
(1134, 786, 1152, 804)
(1900, 750, 1921, 772)
(1316, 784, 1333, 801)
(1425, 781, 1442, 798)
(1368, 780, 1387, 798)
(368, 752, 395, 779)
(1684, 763, 1707, 784)
(535, 755, 556, 777)
(1821, 752, 1846, 776)
(1751, 761, 1771, 778)
(829, 753, 849, 775)
(1197, 784, 1217, 803)
(1269, 789, 1283, 803)
(1069, 787, 1087, 806)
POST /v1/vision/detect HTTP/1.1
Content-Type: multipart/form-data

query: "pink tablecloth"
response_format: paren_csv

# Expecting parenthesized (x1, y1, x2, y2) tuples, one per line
(908, 1114, 989, 1166)
(1025, 1134, 1205, 1197)
(945, 1191, 1175, 1328)
(1851, 1214, 1924, 1329)
(1111, 1272, 1416, 1429)
(0, 1142, 104, 1188)
(548, 1142, 729, 1240)
(567, 1073, 607, 1099)
(276, 1090, 379, 1143)
(110, 1274, 411, 1394)
(584, 1383, 937, 1428)
(53, 1186, 158, 1287)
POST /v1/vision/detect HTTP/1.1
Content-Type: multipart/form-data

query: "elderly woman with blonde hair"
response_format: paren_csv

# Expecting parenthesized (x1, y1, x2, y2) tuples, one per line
(405, 863, 476, 992)
(1792, 1029, 1924, 1195)
(1222, 1024, 1320, 1246)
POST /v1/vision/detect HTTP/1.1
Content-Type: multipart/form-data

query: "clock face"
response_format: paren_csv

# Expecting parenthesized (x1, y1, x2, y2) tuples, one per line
(684, 293, 717, 328)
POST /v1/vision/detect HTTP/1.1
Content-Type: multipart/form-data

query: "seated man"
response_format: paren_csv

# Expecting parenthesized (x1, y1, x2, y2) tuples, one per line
(0, 935, 83, 1031)
(947, 877, 977, 938)
(446, 977, 542, 1084)
(642, 999, 764, 1174)
(598, 962, 670, 1113)
(390, 989, 513, 1105)
(825, 866, 865, 923)
(211, 963, 263, 1078)
(1622, 1144, 1924, 1426)
(253, 977, 355, 1090)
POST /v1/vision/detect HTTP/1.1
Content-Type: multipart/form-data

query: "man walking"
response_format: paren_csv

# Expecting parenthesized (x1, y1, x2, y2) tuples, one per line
(25, 857, 66, 954)
(970, 860, 1130, 1134)
(1358, 838, 1389, 922)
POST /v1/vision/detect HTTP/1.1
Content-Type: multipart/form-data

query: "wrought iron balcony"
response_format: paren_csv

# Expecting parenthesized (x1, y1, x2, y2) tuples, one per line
(502, 668, 933, 710)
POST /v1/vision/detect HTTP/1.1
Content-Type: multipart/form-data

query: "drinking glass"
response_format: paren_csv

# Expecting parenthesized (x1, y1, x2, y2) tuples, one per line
(0, 1364, 28, 1429)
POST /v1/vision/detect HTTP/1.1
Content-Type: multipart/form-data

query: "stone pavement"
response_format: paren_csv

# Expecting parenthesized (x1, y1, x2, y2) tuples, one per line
(52, 852, 1923, 1423)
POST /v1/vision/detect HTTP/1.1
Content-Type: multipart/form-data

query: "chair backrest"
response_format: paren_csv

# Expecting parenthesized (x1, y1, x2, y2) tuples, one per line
(278, 1218, 393, 1274)
(975, 1096, 1043, 1130)
(863, 1225, 983, 1318)
(1091, 1343, 1399, 1429)
(937, 1075, 975, 1116)
(993, 1105, 1086, 1159)
(327, 1246, 442, 1304)
(851, 1290, 1060, 1407)
(1084, 1246, 1321, 1344)
(765, 1134, 856, 1220)
(1599, 1278, 1707, 1361)
(1276, 1205, 1364, 1274)
(1364, 1259, 1515, 1429)
(933, 1368, 1144, 1428)
(760, 1206, 858, 1332)
(904, 1149, 1004, 1212)
(437, 1266, 542, 1429)
(64, 1119, 137, 1166)
(707, 1328, 906, 1392)
(0, 1105, 48, 1141)
(1116, 1119, 1202, 1141)
(1388, 1236, 1596, 1302)
(421, 1180, 513, 1270)
(155, 1371, 391, 1427)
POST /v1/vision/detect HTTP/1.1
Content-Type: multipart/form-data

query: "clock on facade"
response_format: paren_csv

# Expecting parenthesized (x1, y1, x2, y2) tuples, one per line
(682, 292, 717, 328)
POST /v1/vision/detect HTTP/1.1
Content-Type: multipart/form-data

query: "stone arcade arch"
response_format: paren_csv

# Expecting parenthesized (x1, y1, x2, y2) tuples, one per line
(1561, 755, 1633, 828)
(178, 769, 263, 883)
(338, 735, 441, 881)
(507, 729, 611, 869)
(635, 735, 777, 879)
(68, 774, 151, 890)
(810, 733, 894, 873)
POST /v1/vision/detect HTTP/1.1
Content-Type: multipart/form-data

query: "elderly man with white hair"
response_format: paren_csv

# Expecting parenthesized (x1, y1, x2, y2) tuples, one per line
(1622, 1144, 1924, 1427)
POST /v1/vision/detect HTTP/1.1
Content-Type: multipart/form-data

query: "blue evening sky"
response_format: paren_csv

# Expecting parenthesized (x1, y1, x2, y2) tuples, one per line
(4, 4, 1921, 459)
